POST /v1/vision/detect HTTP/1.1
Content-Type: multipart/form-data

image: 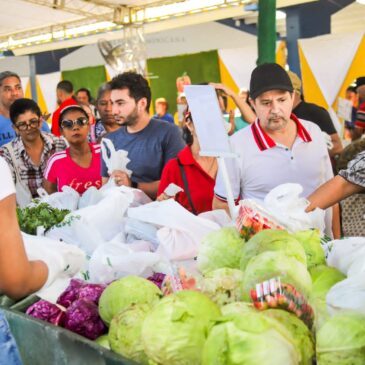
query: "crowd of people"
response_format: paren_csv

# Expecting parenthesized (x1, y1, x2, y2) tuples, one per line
(1, 63, 365, 303)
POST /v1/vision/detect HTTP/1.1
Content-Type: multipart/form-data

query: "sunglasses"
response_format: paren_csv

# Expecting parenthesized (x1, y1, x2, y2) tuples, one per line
(15, 118, 40, 131)
(60, 117, 89, 130)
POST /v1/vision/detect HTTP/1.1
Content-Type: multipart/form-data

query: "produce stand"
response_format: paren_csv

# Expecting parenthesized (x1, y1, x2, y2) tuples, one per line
(1, 301, 138, 365)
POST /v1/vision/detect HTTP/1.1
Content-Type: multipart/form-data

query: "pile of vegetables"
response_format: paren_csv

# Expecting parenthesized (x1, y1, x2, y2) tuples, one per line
(26, 279, 107, 340)
(24, 226, 365, 365)
(16, 202, 70, 235)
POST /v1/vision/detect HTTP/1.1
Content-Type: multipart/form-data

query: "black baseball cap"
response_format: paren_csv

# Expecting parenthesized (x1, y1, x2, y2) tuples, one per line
(250, 63, 293, 99)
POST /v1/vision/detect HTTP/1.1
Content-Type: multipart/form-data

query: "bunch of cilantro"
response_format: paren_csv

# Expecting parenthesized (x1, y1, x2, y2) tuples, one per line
(16, 202, 70, 235)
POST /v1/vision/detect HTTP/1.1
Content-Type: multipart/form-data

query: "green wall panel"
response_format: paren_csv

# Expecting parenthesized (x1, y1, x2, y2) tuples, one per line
(147, 50, 221, 114)
(62, 66, 107, 101)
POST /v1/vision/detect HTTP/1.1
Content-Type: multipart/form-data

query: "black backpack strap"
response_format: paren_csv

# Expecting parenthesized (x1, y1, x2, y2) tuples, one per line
(176, 157, 198, 215)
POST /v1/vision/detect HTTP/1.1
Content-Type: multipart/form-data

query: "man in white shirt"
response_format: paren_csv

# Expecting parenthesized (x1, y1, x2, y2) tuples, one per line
(213, 63, 333, 234)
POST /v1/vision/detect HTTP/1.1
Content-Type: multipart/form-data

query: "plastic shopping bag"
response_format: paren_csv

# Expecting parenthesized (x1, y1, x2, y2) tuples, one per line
(88, 241, 168, 284)
(36, 186, 80, 211)
(46, 190, 131, 255)
(264, 183, 326, 233)
(101, 138, 132, 177)
(326, 237, 365, 275)
(128, 200, 220, 261)
(326, 276, 365, 316)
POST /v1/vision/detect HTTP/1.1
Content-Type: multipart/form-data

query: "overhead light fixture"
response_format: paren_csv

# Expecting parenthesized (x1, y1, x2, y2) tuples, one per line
(356, 0, 365, 4)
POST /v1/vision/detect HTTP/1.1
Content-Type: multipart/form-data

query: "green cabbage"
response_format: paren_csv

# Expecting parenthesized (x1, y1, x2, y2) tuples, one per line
(109, 303, 150, 364)
(240, 229, 307, 271)
(293, 230, 326, 269)
(197, 227, 245, 274)
(221, 301, 255, 316)
(309, 265, 346, 300)
(242, 251, 312, 301)
(142, 290, 221, 365)
(200, 268, 244, 307)
(95, 334, 110, 349)
(316, 312, 365, 365)
(202, 311, 300, 365)
(262, 309, 315, 365)
(98, 276, 162, 325)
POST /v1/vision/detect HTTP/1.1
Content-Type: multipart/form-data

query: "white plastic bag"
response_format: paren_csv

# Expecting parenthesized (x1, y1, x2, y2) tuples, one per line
(101, 138, 132, 177)
(46, 190, 131, 255)
(128, 200, 220, 261)
(88, 241, 166, 284)
(326, 276, 365, 316)
(326, 237, 365, 275)
(264, 183, 326, 233)
(78, 186, 103, 209)
(124, 218, 159, 249)
(36, 186, 80, 211)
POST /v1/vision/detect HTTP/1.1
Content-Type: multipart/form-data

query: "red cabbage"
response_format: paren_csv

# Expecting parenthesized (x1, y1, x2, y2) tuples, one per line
(64, 299, 107, 340)
(26, 300, 65, 326)
(78, 284, 106, 305)
(57, 278, 85, 308)
(147, 273, 166, 289)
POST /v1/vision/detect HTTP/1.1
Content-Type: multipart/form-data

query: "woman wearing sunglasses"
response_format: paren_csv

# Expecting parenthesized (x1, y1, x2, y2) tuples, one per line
(43, 105, 102, 194)
(157, 110, 217, 214)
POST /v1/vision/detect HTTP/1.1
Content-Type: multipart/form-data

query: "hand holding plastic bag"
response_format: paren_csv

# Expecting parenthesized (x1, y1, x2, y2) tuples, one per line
(22, 233, 86, 289)
(101, 138, 132, 177)
(264, 183, 325, 233)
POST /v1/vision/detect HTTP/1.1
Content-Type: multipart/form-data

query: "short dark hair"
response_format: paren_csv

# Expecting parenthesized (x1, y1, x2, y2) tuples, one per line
(76, 88, 92, 102)
(96, 83, 111, 102)
(109, 72, 151, 111)
(57, 80, 73, 94)
(0, 71, 21, 86)
(9, 98, 41, 124)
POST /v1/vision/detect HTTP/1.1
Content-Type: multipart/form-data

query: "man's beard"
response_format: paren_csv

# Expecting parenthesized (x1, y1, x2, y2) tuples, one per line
(119, 106, 139, 127)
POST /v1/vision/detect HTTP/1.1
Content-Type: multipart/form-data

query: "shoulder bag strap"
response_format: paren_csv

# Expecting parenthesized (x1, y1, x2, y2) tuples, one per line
(176, 157, 198, 215)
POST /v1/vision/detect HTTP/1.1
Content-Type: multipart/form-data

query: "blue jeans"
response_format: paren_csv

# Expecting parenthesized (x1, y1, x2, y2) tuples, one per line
(0, 310, 23, 365)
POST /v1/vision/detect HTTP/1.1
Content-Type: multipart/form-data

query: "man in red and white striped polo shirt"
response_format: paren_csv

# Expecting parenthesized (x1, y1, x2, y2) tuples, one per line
(213, 63, 334, 235)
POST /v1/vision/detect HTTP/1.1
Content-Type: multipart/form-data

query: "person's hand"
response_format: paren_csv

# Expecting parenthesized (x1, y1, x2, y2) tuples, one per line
(156, 192, 171, 201)
(110, 170, 131, 187)
(228, 110, 235, 136)
(209, 82, 234, 97)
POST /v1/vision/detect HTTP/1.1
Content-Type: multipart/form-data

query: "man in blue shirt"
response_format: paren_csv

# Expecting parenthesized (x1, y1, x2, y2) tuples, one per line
(101, 72, 185, 199)
(0, 71, 49, 147)
(153, 97, 175, 124)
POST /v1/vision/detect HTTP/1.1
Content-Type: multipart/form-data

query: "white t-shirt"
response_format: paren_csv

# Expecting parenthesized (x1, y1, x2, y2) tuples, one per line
(0, 156, 15, 201)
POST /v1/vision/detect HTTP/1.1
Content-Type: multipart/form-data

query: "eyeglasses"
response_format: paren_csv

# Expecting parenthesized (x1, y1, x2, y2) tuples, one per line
(60, 117, 89, 130)
(15, 118, 40, 131)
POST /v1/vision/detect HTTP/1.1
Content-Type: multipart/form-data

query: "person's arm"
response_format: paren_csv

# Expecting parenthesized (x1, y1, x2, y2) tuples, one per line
(352, 127, 364, 141)
(43, 179, 57, 194)
(212, 196, 230, 214)
(0, 193, 48, 299)
(306, 175, 364, 211)
(210, 83, 256, 124)
(328, 133, 343, 157)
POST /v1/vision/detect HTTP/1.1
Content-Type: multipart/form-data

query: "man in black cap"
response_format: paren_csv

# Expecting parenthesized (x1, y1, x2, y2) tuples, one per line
(352, 77, 365, 140)
(213, 63, 335, 237)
